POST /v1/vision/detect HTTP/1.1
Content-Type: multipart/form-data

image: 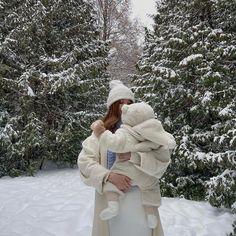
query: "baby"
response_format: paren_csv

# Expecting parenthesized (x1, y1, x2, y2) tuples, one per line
(91, 102, 176, 228)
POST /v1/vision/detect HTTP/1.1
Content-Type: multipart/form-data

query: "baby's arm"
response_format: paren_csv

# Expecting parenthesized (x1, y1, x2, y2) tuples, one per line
(91, 120, 127, 152)
(132, 141, 160, 152)
(100, 129, 127, 153)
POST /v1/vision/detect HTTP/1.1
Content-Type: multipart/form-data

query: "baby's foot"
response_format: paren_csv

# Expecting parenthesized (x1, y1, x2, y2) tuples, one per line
(147, 214, 158, 229)
(99, 201, 119, 220)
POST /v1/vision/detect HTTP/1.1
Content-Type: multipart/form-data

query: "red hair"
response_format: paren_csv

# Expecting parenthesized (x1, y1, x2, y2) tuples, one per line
(102, 100, 121, 133)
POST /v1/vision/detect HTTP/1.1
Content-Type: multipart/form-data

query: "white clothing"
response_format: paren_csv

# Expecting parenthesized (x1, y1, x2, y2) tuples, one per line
(109, 187, 152, 236)
(78, 133, 165, 236)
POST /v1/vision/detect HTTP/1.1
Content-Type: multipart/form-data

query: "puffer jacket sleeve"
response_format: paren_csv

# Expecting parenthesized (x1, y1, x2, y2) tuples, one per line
(99, 129, 127, 153)
(78, 133, 110, 195)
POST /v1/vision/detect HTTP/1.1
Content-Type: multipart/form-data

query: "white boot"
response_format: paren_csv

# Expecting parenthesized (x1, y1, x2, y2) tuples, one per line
(100, 201, 119, 221)
(147, 214, 158, 229)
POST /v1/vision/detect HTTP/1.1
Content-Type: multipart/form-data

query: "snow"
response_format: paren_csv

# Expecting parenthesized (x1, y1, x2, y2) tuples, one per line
(219, 104, 234, 116)
(230, 135, 236, 146)
(27, 86, 36, 97)
(179, 54, 203, 66)
(201, 91, 212, 104)
(208, 29, 223, 37)
(190, 105, 198, 111)
(169, 37, 185, 44)
(151, 66, 176, 78)
(194, 151, 229, 162)
(207, 169, 236, 187)
(0, 169, 235, 236)
(2, 124, 18, 139)
(170, 70, 177, 78)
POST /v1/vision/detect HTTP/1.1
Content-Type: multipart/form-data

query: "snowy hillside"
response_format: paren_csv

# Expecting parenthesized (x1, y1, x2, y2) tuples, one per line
(0, 169, 235, 236)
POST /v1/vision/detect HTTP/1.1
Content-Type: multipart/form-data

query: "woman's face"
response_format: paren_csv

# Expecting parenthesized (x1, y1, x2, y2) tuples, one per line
(119, 99, 133, 112)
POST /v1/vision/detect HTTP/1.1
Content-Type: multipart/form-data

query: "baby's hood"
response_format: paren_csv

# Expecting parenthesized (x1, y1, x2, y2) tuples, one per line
(131, 119, 176, 149)
(121, 102, 155, 127)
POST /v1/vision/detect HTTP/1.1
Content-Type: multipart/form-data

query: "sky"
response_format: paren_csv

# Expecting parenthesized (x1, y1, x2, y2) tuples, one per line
(130, 0, 157, 28)
(0, 168, 235, 236)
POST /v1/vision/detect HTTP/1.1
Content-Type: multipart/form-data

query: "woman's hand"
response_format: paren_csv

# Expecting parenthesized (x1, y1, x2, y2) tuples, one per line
(117, 152, 131, 161)
(90, 120, 106, 137)
(107, 172, 132, 193)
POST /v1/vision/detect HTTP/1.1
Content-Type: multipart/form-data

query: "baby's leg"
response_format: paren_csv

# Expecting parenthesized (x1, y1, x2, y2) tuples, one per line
(100, 183, 121, 221)
(141, 187, 160, 229)
(132, 168, 160, 228)
(144, 205, 158, 229)
(100, 162, 132, 220)
(106, 191, 120, 201)
(140, 185, 160, 229)
(133, 170, 161, 207)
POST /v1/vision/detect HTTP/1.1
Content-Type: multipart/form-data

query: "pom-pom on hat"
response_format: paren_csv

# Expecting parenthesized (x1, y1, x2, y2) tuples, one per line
(107, 80, 135, 108)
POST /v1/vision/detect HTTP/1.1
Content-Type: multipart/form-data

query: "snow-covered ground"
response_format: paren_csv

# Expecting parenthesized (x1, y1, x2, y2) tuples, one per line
(0, 169, 235, 236)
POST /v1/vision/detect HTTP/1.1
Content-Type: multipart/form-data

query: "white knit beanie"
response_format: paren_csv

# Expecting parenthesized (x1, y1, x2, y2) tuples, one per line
(107, 80, 135, 108)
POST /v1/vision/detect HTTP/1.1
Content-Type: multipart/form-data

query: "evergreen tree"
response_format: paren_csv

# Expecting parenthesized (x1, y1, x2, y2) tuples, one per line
(133, 0, 236, 209)
(95, 0, 142, 83)
(0, 0, 109, 177)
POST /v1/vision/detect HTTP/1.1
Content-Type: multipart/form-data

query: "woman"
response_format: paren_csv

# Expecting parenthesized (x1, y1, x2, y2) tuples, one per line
(78, 80, 164, 236)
